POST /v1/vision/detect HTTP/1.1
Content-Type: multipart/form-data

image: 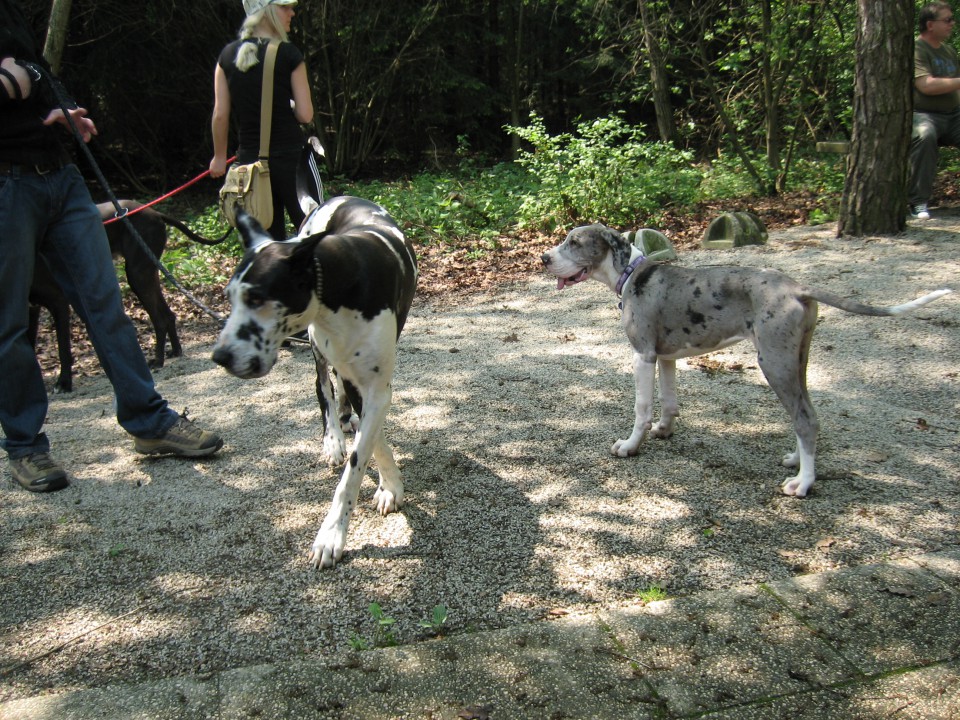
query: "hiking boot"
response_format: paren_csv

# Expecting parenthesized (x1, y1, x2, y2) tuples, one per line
(10, 453, 69, 493)
(134, 412, 223, 457)
(909, 203, 931, 220)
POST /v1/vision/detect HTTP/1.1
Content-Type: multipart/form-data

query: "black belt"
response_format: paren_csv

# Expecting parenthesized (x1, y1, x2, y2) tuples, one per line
(0, 158, 67, 175)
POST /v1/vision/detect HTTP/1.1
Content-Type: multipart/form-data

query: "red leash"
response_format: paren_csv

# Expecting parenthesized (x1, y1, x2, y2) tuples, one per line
(103, 155, 236, 225)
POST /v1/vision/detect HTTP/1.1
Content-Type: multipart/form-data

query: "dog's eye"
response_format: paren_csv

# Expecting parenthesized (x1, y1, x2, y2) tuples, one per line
(569, 239, 580, 248)
(245, 289, 267, 309)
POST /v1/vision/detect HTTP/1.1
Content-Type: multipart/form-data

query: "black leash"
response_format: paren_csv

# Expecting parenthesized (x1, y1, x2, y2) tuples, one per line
(24, 61, 225, 325)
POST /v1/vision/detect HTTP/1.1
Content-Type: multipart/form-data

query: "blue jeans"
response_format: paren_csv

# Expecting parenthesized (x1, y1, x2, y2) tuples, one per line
(0, 164, 179, 459)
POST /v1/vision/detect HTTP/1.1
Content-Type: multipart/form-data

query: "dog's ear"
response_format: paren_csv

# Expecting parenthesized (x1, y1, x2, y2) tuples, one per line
(235, 209, 273, 252)
(288, 235, 324, 296)
(595, 224, 631, 271)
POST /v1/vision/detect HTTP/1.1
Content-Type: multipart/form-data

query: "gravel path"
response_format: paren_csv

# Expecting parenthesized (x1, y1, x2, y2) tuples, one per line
(2, 217, 958, 702)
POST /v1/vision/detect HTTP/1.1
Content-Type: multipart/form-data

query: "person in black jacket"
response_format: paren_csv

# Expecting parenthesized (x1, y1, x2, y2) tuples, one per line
(0, 0, 223, 493)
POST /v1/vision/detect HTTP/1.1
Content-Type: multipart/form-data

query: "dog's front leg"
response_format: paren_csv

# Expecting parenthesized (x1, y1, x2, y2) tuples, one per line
(612, 352, 656, 456)
(308, 384, 392, 568)
(651, 358, 679, 438)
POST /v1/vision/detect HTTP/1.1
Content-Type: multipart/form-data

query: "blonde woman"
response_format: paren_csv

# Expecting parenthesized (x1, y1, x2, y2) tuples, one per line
(209, 0, 317, 240)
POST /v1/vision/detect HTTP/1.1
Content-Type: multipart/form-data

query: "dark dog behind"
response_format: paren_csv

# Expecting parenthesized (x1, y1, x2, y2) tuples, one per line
(30, 200, 230, 392)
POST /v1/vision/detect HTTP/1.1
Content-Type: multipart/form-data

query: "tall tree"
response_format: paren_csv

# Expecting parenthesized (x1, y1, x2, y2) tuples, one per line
(837, 0, 913, 236)
(638, 0, 674, 142)
(42, 0, 72, 73)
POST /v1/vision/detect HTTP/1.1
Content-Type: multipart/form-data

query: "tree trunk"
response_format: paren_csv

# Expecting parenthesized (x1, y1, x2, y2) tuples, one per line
(638, 0, 674, 143)
(837, 0, 913, 237)
(42, 0, 73, 73)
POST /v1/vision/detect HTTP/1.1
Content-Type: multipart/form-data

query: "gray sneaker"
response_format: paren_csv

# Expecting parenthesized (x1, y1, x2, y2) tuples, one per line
(134, 412, 224, 457)
(10, 453, 69, 492)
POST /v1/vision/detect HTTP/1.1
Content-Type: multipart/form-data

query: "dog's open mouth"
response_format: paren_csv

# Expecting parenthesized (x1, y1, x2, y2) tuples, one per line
(557, 268, 589, 289)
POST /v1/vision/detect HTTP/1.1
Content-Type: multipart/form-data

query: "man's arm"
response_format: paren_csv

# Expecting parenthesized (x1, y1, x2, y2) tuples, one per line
(0, 55, 31, 101)
(916, 74, 960, 95)
(0, 54, 96, 142)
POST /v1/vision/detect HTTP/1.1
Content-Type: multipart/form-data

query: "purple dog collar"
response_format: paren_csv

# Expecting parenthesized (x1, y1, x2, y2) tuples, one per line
(615, 254, 646, 296)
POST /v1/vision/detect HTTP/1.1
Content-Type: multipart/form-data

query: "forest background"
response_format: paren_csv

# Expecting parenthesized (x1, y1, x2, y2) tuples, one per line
(21, 0, 941, 248)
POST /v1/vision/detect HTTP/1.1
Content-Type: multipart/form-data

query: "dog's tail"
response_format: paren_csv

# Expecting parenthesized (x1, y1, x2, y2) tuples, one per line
(808, 287, 953, 316)
(158, 213, 233, 246)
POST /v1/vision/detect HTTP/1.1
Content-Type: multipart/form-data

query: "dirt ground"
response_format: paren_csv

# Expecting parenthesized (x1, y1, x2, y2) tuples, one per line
(2, 213, 958, 702)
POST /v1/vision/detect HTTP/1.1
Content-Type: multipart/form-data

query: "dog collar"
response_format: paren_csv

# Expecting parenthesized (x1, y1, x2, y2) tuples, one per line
(615, 254, 646, 296)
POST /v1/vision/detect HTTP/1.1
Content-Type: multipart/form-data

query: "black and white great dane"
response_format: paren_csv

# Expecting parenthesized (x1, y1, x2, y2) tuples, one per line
(212, 196, 417, 568)
(542, 223, 952, 498)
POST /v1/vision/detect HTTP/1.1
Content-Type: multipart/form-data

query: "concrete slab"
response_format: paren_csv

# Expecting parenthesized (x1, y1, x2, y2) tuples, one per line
(701, 660, 960, 719)
(765, 552, 960, 676)
(0, 675, 217, 720)
(600, 585, 855, 717)
(217, 614, 655, 719)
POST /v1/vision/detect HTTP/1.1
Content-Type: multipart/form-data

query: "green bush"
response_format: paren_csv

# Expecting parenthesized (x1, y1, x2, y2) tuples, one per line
(505, 113, 701, 231)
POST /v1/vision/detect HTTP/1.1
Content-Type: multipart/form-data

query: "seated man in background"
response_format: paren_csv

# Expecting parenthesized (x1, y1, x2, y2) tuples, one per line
(910, 2, 960, 220)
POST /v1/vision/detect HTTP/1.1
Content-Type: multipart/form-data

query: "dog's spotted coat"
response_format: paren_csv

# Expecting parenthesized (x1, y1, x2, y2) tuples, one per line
(213, 196, 417, 567)
(542, 223, 951, 498)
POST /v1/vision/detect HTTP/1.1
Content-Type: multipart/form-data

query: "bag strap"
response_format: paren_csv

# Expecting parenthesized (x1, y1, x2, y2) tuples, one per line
(258, 39, 280, 160)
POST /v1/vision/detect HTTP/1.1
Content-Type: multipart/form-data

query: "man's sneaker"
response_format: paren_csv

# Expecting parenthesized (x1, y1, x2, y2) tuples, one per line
(10, 453, 69, 492)
(134, 412, 224, 457)
(909, 203, 931, 220)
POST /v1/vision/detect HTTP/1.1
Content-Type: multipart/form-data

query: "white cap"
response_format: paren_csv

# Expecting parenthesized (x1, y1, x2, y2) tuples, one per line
(242, 0, 297, 17)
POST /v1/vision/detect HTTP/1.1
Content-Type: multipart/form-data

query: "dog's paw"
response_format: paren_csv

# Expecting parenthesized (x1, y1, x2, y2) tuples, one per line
(781, 450, 800, 468)
(782, 474, 813, 498)
(650, 421, 674, 439)
(373, 485, 403, 516)
(611, 438, 641, 457)
(323, 434, 347, 466)
(340, 413, 359, 433)
(308, 525, 347, 569)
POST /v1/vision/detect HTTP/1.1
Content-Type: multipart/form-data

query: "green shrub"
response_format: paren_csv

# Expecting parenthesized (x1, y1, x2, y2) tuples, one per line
(505, 113, 701, 231)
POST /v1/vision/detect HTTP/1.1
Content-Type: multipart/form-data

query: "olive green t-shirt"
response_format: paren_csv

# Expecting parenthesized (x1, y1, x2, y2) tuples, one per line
(914, 38, 960, 113)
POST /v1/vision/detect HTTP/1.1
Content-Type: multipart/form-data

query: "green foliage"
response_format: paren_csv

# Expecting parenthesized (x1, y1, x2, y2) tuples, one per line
(634, 584, 668, 603)
(505, 113, 701, 231)
(161, 205, 238, 288)
(367, 602, 398, 647)
(166, 116, 845, 279)
(418, 604, 449, 635)
(336, 162, 532, 246)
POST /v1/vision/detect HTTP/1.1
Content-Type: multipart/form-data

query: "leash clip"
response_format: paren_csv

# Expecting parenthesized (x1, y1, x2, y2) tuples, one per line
(113, 206, 129, 220)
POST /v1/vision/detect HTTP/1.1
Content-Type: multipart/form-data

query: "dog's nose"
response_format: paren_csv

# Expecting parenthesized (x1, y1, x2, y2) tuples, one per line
(541, 252, 552, 267)
(212, 346, 233, 368)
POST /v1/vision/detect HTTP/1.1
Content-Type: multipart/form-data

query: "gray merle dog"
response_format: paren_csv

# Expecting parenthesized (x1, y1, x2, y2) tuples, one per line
(212, 196, 417, 567)
(542, 223, 951, 498)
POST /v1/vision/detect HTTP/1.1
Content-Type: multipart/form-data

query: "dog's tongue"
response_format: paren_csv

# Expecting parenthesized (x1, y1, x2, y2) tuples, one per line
(558, 269, 587, 290)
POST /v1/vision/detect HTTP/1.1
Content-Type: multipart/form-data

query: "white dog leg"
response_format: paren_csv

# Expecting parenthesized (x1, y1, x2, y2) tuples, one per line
(372, 429, 403, 515)
(612, 353, 656, 456)
(782, 434, 816, 497)
(651, 358, 679, 438)
(311, 341, 347, 466)
(309, 384, 392, 568)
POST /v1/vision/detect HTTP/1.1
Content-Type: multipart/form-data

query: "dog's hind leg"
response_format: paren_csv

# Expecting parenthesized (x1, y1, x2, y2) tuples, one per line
(756, 316, 819, 497)
(612, 352, 657, 456)
(651, 358, 680, 438)
(311, 340, 347, 465)
(333, 370, 359, 433)
(372, 429, 403, 515)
